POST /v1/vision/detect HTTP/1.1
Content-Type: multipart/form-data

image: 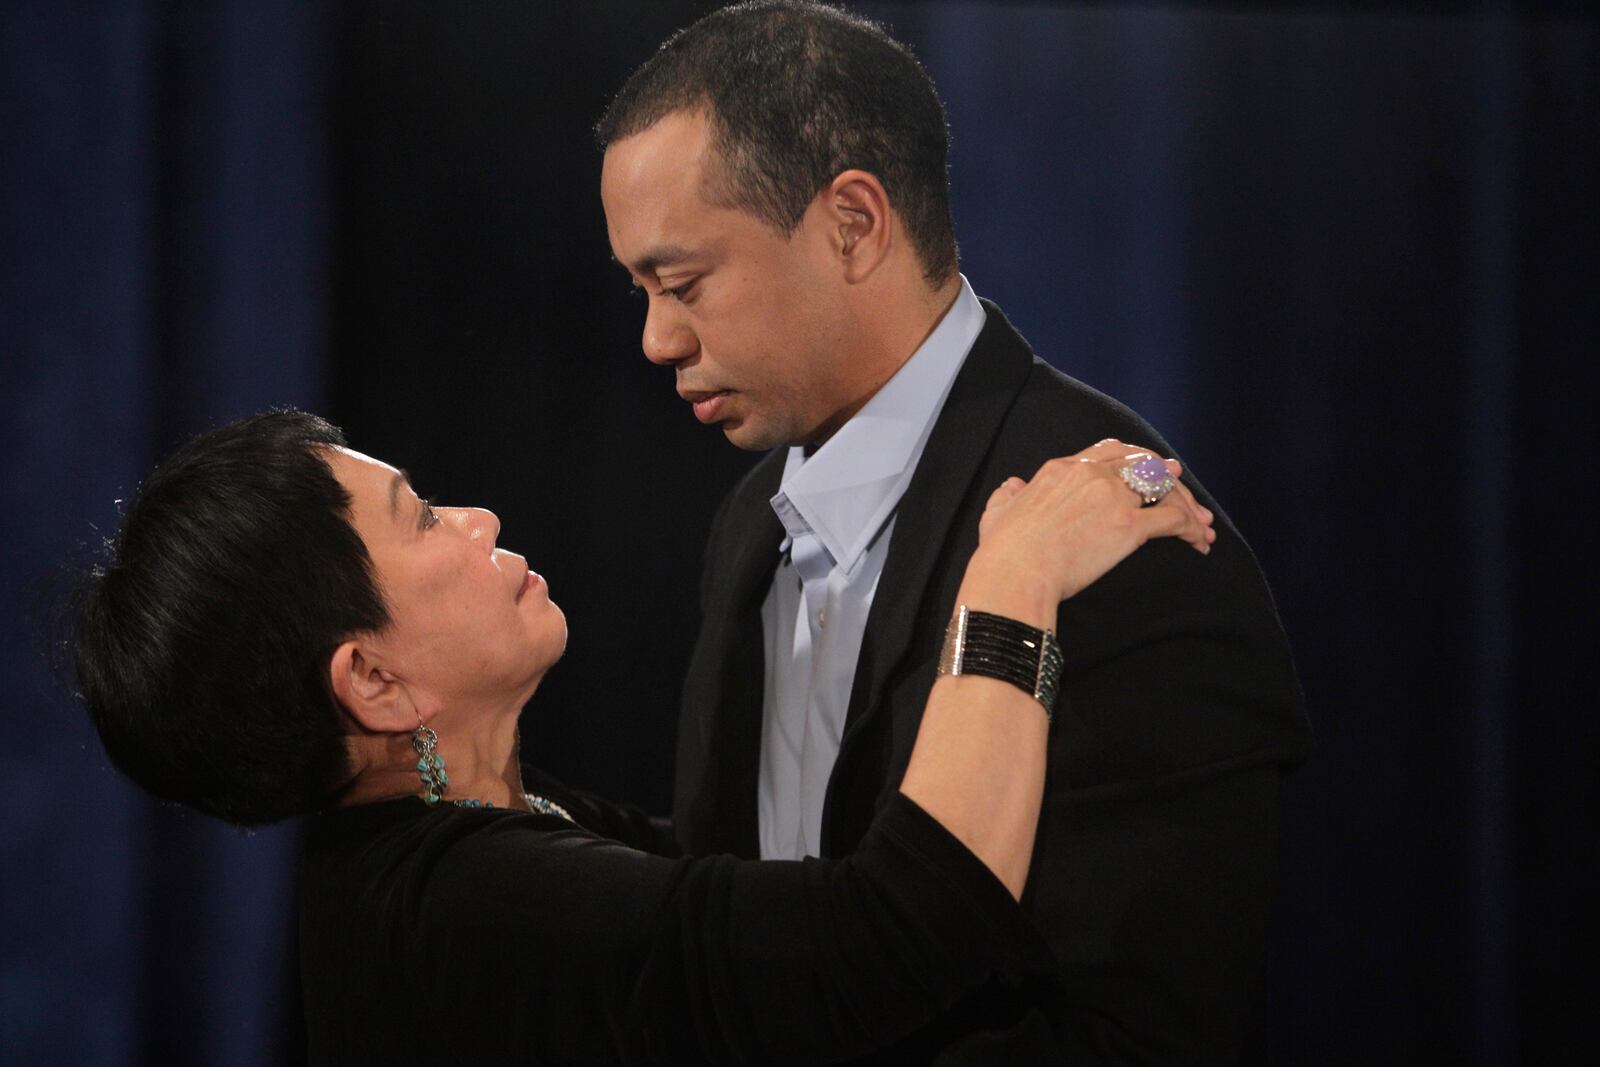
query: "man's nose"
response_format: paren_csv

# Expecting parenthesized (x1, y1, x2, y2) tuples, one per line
(642, 299, 699, 365)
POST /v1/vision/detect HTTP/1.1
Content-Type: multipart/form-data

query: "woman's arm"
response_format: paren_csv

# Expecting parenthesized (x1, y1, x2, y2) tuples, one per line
(899, 440, 1213, 897)
(385, 441, 1214, 1062)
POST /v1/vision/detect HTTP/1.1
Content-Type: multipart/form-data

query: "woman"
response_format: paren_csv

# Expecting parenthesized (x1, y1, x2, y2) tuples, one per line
(73, 411, 1212, 1064)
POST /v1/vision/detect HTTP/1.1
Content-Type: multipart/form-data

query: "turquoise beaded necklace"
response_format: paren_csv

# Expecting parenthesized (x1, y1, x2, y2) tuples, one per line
(451, 792, 576, 823)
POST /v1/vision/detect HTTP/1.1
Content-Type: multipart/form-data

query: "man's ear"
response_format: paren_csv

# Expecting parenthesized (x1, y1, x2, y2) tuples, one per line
(329, 639, 417, 734)
(824, 169, 893, 283)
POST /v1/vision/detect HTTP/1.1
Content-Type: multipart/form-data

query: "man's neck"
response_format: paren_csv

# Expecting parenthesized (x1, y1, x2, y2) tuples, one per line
(808, 275, 963, 448)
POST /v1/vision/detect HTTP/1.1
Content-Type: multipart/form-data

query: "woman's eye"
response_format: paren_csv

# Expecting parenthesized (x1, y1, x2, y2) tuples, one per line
(420, 501, 440, 530)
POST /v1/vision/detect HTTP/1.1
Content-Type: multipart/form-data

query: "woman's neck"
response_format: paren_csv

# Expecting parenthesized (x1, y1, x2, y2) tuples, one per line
(340, 698, 531, 811)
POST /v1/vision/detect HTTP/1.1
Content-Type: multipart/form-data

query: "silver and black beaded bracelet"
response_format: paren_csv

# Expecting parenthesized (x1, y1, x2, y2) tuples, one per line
(935, 605, 1063, 717)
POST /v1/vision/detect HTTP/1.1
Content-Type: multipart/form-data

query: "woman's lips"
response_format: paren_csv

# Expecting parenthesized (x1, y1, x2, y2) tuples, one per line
(517, 567, 544, 602)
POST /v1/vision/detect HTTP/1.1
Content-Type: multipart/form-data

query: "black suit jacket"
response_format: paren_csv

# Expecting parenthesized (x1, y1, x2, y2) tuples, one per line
(675, 301, 1311, 1063)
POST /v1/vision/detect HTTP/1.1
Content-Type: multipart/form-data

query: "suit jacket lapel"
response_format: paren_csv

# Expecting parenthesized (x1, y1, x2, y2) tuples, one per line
(677, 450, 785, 858)
(838, 301, 1036, 755)
(685, 303, 1036, 858)
(720, 455, 787, 626)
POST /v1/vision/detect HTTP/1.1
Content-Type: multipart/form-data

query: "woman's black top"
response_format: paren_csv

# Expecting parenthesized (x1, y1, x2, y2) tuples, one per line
(298, 785, 1048, 1065)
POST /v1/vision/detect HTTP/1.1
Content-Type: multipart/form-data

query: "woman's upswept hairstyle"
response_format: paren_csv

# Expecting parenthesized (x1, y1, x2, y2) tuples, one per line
(72, 411, 390, 825)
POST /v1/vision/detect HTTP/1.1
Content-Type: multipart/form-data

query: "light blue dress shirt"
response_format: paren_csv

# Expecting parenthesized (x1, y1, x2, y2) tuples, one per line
(758, 277, 987, 860)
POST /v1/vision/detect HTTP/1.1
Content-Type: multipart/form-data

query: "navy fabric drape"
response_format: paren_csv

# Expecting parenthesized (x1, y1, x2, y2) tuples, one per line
(2, 3, 327, 1064)
(888, 9, 1597, 1059)
(4, 2, 1593, 1063)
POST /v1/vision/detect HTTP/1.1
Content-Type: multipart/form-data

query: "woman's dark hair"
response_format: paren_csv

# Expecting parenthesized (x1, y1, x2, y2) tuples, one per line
(596, 0, 959, 287)
(72, 411, 390, 826)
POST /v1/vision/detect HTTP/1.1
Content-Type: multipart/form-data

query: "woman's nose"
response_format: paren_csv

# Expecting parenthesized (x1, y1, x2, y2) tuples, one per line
(449, 507, 500, 549)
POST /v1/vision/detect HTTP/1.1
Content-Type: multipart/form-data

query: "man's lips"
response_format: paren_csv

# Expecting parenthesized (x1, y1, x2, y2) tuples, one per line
(679, 388, 731, 424)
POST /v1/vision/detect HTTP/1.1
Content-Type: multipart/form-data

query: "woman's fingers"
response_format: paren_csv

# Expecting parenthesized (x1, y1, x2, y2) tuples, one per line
(1143, 486, 1212, 552)
(978, 476, 1027, 541)
(971, 441, 1216, 603)
(1074, 438, 1148, 464)
(991, 475, 1026, 499)
(1084, 448, 1213, 553)
(1132, 492, 1202, 547)
(1150, 467, 1214, 552)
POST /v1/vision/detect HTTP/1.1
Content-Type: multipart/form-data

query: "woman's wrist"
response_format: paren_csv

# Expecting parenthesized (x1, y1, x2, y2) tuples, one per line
(957, 548, 1059, 631)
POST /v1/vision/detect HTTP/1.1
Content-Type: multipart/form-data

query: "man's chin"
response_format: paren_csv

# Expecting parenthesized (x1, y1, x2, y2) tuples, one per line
(719, 418, 781, 452)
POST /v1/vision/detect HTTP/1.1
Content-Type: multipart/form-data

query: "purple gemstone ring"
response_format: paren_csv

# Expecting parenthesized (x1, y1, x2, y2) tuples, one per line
(1118, 456, 1176, 506)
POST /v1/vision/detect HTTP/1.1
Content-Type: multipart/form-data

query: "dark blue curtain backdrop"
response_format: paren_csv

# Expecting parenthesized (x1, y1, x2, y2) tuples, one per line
(2, 3, 328, 1063)
(3, 2, 1593, 1064)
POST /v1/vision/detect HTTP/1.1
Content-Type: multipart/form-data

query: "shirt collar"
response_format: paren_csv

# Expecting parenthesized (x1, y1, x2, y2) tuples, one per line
(770, 276, 986, 573)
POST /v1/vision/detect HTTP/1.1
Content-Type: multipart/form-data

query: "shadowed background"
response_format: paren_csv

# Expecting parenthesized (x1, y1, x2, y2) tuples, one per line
(3, 1, 1594, 1063)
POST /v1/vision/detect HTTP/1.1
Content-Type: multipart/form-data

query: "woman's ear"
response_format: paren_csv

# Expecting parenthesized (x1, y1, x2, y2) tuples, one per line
(329, 639, 417, 734)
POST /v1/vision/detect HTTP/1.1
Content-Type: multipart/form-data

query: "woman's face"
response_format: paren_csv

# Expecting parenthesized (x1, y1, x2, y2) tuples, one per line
(326, 446, 566, 714)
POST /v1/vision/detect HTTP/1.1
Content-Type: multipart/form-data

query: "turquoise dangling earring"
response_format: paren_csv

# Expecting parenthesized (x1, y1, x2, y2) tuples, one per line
(412, 720, 448, 804)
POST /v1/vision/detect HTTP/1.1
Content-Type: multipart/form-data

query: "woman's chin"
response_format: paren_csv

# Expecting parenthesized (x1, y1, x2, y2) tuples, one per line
(501, 607, 567, 703)
(535, 607, 569, 669)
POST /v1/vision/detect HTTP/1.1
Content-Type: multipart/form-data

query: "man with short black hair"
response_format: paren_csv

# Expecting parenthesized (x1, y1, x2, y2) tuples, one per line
(599, 2, 1310, 1060)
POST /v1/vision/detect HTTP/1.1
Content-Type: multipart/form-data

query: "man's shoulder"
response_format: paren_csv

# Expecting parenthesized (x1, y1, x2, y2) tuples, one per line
(1015, 360, 1172, 450)
(967, 304, 1179, 465)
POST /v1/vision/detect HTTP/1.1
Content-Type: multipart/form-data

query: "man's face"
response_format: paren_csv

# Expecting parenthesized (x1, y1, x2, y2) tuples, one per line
(601, 109, 857, 450)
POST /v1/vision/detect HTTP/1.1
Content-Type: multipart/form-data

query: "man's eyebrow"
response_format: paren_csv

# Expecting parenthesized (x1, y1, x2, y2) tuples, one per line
(620, 245, 695, 278)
